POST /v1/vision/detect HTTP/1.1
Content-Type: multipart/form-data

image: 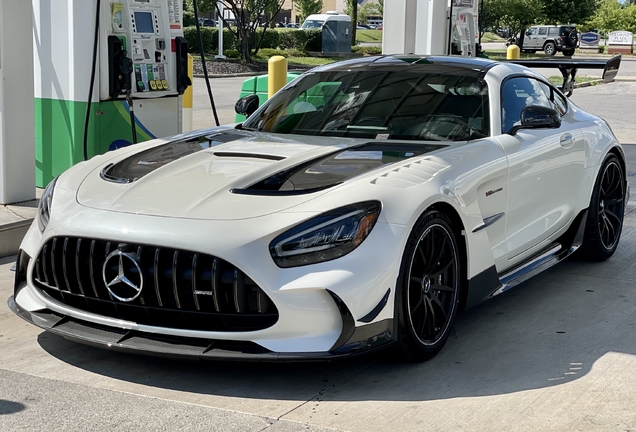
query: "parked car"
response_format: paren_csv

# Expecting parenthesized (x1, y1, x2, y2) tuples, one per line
(521, 25, 579, 56)
(11, 55, 625, 362)
(285, 23, 299, 28)
(198, 18, 216, 27)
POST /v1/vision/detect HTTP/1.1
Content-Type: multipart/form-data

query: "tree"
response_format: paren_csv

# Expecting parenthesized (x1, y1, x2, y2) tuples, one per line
(377, 0, 383, 17)
(585, 0, 627, 33)
(294, 0, 323, 23)
(184, 0, 216, 13)
(343, 0, 358, 44)
(358, 3, 379, 24)
(540, 0, 598, 24)
(488, 0, 543, 42)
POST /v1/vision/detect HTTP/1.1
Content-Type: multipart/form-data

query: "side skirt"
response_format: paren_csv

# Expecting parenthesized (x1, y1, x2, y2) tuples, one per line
(465, 209, 588, 309)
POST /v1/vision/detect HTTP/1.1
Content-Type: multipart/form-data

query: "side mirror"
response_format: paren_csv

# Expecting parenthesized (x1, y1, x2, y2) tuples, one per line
(235, 95, 260, 118)
(510, 106, 561, 135)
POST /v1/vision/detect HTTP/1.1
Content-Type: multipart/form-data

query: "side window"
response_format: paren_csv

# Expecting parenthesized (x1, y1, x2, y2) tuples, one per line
(527, 28, 536, 36)
(537, 80, 568, 116)
(501, 77, 553, 134)
(548, 27, 559, 36)
(538, 27, 547, 36)
(552, 90, 568, 115)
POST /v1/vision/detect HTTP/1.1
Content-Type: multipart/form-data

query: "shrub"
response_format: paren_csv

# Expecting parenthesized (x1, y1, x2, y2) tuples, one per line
(183, 26, 237, 53)
(257, 48, 288, 58)
(183, 11, 196, 27)
(305, 29, 322, 52)
(255, 29, 281, 49)
(351, 45, 382, 55)
(278, 29, 309, 50)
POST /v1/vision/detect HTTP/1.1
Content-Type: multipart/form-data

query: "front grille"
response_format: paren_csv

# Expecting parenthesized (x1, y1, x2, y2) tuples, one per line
(31, 237, 279, 332)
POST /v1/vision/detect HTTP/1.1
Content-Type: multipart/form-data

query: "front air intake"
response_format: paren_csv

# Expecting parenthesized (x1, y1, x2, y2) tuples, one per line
(31, 237, 278, 332)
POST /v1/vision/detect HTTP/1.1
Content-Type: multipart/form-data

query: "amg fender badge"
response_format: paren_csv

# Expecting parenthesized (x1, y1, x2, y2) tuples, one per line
(486, 188, 503, 197)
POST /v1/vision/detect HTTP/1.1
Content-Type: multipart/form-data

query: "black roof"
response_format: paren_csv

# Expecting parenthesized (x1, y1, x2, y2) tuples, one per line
(313, 55, 497, 76)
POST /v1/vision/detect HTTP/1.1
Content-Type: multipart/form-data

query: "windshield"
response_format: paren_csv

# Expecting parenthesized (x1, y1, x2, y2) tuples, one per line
(301, 19, 325, 29)
(243, 69, 490, 142)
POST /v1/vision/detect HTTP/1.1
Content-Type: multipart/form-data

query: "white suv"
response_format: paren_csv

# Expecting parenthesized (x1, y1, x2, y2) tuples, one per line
(521, 25, 579, 56)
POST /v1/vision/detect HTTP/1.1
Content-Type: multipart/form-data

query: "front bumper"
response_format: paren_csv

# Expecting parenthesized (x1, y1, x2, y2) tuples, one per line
(8, 292, 393, 361)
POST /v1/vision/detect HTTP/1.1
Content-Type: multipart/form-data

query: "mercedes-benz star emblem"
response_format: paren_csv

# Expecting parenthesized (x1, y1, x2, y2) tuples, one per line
(102, 250, 144, 302)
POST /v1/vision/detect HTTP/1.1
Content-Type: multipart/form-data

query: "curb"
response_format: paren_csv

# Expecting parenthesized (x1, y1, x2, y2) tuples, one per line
(0, 219, 32, 259)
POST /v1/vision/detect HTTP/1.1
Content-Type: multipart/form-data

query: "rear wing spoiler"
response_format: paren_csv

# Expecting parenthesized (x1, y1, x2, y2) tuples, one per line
(507, 55, 621, 97)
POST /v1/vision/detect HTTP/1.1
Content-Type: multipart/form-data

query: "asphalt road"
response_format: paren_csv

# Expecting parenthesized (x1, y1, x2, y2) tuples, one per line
(3, 80, 636, 432)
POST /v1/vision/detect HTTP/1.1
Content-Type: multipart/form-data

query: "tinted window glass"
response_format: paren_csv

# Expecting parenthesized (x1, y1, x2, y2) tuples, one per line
(548, 28, 559, 36)
(244, 70, 490, 141)
(538, 27, 547, 35)
(501, 77, 552, 134)
(536, 80, 568, 116)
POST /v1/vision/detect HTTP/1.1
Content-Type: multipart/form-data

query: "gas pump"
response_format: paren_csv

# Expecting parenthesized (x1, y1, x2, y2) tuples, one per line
(450, 0, 480, 57)
(33, 0, 191, 187)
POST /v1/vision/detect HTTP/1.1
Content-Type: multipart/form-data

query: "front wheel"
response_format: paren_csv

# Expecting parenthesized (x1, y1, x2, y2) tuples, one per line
(394, 211, 462, 362)
(578, 154, 626, 261)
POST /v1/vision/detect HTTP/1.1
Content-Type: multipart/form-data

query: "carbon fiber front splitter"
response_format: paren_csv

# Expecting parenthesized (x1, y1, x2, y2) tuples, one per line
(8, 295, 393, 362)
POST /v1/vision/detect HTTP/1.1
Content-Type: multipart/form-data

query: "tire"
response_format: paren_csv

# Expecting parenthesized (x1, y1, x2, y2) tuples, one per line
(544, 42, 556, 56)
(394, 210, 463, 362)
(562, 48, 575, 56)
(568, 30, 578, 46)
(578, 154, 626, 261)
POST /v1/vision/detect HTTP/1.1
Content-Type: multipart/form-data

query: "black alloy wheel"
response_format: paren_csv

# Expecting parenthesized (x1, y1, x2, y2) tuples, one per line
(579, 154, 625, 261)
(395, 211, 462, 361)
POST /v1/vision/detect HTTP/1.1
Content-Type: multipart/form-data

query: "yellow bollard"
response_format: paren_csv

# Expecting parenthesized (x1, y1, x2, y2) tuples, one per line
(507, 44, 520, 60)
(268, 55, 287, 99)
(182, 54, 194, 132)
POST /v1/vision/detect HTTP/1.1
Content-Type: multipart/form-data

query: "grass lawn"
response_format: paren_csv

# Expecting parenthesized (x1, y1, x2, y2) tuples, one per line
(482, 32, 505, 42)
(548, 75, 601, 86)
(356, 29, 382, 43)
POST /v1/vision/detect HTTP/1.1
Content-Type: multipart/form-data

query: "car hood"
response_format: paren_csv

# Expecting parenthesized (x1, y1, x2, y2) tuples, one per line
(77, 129, 444, 220)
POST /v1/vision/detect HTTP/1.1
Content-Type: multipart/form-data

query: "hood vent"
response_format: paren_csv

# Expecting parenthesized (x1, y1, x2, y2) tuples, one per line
(214, 152, 285, 161)
(233, 142, 445, 196)
(101, 131, 252, 184)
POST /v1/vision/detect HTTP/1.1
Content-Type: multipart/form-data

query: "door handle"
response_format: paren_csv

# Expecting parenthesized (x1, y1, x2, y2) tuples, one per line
(560, 133, 575, 148)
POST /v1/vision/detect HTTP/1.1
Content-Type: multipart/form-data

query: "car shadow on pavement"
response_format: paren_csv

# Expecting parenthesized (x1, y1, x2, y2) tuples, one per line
(37, 213, 636, 403)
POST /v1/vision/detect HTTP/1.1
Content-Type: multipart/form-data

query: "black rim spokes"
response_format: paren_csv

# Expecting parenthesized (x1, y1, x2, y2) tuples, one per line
(599, 162, 624, 249)
(408, 225, 458, 346)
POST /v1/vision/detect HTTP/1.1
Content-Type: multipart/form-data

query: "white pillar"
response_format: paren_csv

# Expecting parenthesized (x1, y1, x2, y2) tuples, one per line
(383, 0, 452, 56)
(414, 0, 451, 55)
(215, 2, 226, 59)
(382, 0, 417, 55)
(0, 0, 35, 204)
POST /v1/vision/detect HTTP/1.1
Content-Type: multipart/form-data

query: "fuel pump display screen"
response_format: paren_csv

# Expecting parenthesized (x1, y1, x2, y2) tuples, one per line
(134, 12, 154, 34)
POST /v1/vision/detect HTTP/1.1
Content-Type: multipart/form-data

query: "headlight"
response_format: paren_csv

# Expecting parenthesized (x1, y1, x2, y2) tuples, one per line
(270, 201, 381, 268)
(38, 177, 57, 232)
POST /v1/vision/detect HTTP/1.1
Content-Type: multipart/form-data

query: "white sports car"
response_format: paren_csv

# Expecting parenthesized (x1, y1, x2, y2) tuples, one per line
(10, 55, 627, 361)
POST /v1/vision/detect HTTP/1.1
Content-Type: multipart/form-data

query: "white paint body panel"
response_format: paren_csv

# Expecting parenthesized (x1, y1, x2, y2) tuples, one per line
(15, 59, 624, 355)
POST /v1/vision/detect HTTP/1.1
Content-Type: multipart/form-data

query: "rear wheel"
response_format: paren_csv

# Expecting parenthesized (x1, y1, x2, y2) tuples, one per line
(578, 154, 625, 261)
(562, 48, 575, 56)
(394, 211, 462, 362)
(544, 42, 556, 56)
